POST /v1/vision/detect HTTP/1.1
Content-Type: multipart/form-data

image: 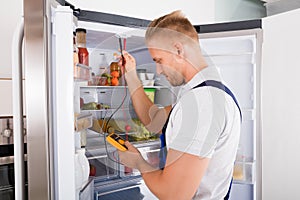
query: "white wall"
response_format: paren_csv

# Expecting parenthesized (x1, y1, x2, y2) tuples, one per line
(68, 0, 215, 24)
(0, 0, 23, 116)
(0, 0, 23, 78)
(261, 8, 300, 200)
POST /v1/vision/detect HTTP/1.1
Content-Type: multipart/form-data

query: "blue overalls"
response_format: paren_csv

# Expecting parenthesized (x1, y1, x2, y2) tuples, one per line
(159, 80, 242, 200)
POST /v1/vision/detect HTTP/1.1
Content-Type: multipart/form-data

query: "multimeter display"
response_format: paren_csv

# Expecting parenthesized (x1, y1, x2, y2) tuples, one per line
(106, 133, 128, 151)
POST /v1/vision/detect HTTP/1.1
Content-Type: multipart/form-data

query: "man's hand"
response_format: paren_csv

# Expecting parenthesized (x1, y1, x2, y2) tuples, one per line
(118, 51, 137, 76)
(118, 51, 142, 95)
(118, 141, 144, 170)
(118, 141, 158, 174)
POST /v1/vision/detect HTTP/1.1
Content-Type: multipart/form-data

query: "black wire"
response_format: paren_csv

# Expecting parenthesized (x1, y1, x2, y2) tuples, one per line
(103, 81, 128, 165)
(104, 80, 128, 134)
(103, 37, 128, 165)
(100, 37, 129, 167)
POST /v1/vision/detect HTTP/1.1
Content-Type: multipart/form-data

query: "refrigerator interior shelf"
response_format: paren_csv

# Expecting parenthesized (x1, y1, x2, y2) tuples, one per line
(233, 161, 256, 184)
(85, 128, 160, 152)
(80, 85, 169, 90)
(81, 108, 130, 112)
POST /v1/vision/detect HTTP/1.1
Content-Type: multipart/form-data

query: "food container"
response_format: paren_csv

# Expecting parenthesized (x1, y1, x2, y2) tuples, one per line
(233, 161, 255, 184)
(75, 113, 93, 132)
(144, 88, 156, 102)
(110, 62, 121, 86)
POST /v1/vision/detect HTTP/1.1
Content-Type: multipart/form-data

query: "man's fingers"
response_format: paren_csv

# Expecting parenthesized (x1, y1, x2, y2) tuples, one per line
(124, 141, 138, 152)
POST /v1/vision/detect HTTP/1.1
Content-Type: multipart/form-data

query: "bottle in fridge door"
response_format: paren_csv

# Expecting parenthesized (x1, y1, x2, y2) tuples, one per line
(75, 28, 90, 81)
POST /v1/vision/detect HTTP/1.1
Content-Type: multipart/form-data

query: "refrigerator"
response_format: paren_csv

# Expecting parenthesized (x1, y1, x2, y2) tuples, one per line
(11, 0, 300, 199)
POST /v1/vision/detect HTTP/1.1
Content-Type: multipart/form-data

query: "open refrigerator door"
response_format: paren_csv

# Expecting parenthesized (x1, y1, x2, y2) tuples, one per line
(74, 20, 177, 200)
(199, 26, 262, 200)
(51, 4, 177, 199)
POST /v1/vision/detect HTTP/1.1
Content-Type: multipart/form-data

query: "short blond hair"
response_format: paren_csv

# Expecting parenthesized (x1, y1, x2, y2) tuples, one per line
(145, 10, 199, 44)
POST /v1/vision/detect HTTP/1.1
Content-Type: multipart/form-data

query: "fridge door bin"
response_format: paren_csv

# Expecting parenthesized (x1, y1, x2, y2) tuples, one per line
(75, 113, 93, 132)
(79, 177, 94, 200)
(75, 63, 91, 81)
(233, 161, 255, 184)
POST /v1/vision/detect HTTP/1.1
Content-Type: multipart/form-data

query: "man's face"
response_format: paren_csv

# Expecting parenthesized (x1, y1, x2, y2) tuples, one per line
(148, 47, 185, 87)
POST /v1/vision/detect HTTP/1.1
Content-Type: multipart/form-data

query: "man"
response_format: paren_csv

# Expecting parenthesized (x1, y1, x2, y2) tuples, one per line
(118, 10, 241, 200)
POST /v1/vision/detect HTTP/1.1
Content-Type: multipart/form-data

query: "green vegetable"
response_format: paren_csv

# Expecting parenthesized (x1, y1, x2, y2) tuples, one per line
(82, 102, 100, 110)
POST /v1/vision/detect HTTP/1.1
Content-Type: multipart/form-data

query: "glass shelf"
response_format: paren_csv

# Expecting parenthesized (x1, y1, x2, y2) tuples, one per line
(80, 85, 169, 90)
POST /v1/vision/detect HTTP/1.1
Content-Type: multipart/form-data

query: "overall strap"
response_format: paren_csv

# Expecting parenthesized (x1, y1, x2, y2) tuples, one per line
(159, 80, 242, 171)
(193, 80, 241, 200)
(193, 80, 242, 121)
(159, 107, 173, 169)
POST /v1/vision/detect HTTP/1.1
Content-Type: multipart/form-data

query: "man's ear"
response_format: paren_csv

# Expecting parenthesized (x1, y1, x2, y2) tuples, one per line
(174, 42, 184, 56)
(173, 42, 184, 62)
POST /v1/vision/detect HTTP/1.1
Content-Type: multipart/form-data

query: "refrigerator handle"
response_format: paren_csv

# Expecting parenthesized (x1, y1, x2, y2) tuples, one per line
(12, 17, 25, 200)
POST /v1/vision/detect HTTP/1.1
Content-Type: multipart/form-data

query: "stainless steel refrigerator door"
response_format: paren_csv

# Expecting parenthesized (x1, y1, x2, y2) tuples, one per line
(24, 0, 51, 199)
(24, 1, 77, 199)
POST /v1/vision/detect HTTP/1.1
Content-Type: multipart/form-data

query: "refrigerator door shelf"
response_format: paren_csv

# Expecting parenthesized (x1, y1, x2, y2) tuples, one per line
(75, 113, 93, 132)
(74, 63, 92, 81)
(233, 161, 256, 184)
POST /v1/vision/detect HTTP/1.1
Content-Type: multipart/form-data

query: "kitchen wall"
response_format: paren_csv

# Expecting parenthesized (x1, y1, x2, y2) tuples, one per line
(0, 0, 23, 79)
(0, 0, 23, 116)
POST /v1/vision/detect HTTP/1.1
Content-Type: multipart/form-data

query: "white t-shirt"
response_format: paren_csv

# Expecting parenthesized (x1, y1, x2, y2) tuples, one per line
(165, 66, 241, 200)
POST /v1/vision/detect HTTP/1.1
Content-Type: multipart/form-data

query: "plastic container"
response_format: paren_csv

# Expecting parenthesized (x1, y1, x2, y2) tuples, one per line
(110, 61, 121, 86)
(75, 113, 93, 132)
(233, 161, 255, 184)
(144, 88, 156, 102)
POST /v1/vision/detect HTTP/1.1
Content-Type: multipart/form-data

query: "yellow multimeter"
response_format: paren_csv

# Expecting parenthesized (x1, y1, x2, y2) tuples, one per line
(106, 132, 128, 151)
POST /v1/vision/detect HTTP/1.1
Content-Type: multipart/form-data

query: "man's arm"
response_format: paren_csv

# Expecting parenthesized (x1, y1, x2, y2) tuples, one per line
(122, 51, 172, 133)
(119, 142, 210, 200)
